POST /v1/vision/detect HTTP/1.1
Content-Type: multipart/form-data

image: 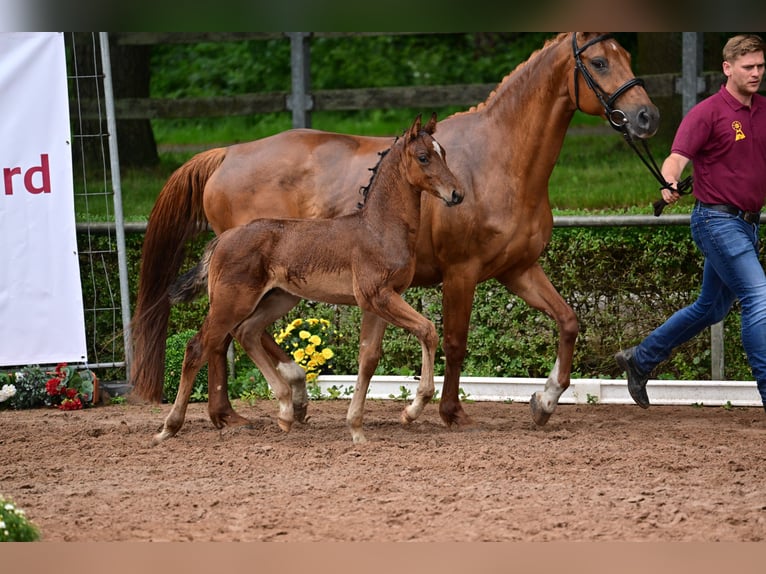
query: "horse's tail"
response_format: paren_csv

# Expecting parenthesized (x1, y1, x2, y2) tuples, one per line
(167, 236, 220, 305)
(129, 147, 227, 403)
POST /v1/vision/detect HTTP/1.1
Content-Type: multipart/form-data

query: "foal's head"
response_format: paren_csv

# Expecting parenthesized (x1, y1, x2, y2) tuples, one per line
(401, 113, 464, 207)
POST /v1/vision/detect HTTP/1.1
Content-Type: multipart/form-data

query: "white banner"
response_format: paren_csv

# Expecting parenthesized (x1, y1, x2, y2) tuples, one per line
(0, 32, 87, 366)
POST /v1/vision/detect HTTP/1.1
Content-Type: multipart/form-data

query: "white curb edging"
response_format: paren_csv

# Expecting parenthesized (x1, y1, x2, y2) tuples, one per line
(315, 375, 762, 407)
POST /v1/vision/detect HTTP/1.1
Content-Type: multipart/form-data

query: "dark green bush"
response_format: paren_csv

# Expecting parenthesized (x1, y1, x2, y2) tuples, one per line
(163, 329, 208, 403)
(115, 222, 757, 396)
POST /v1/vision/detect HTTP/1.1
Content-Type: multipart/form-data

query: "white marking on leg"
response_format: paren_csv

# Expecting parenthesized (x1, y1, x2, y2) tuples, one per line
(539, 359, 565, 413)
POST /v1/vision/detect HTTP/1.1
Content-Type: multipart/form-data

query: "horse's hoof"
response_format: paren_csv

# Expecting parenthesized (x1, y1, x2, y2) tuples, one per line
(293, 402, 309, 424)
(438, 406, 473, 428)
(529, 392, 552, 426)
(351, 431, 367, 444)
(152, 429, 174, 446)
(277, 417, 293, 432)
(210, 410, 250, 429)
(400, 408, 414, 425)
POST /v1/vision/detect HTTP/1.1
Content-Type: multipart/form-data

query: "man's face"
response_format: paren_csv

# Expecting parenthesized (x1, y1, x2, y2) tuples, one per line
(724, 50, 765, 97)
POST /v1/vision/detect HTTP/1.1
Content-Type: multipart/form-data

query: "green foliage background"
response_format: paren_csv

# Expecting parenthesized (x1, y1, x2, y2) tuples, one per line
(100, 225, 754, 396)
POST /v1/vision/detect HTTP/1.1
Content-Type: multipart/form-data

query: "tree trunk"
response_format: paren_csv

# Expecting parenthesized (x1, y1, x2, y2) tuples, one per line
(67, 33, 158, 171)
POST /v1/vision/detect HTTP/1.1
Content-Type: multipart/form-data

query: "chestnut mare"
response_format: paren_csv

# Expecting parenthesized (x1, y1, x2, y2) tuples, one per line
(152, 114, 463, 444)
(132, 33, 659, 428)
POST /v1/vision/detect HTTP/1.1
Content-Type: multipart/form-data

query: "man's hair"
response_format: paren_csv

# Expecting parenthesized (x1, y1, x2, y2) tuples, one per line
(723, 34, 765, 63)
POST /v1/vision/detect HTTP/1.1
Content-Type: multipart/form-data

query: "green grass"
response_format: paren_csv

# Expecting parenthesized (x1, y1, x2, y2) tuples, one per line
(94, 111, 686, 223)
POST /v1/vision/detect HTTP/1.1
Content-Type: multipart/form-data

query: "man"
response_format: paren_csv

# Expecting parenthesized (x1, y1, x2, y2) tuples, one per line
(615, 34, 766, 412)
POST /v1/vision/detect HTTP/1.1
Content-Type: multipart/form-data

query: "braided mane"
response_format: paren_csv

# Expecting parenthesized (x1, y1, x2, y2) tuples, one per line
(357, 136, 397, 208)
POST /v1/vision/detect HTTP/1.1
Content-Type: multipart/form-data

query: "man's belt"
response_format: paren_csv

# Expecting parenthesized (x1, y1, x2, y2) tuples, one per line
(696, 201, 762, 224)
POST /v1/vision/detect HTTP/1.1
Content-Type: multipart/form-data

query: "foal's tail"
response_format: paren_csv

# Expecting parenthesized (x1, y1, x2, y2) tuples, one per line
(168, 236, 219, 305)
(129, 147, 227, 403)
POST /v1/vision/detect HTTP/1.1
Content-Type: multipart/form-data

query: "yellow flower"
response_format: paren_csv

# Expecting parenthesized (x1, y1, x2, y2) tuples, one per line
(292, 349, 306, 362)
(309, 334, 321, 346)
(306, 372, 318, 383)
(298, 330, 311, 340)
(321, 348, 334, 360)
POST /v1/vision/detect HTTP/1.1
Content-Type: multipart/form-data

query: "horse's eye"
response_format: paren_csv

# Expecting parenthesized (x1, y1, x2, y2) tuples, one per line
(418, 154, 429, 164)
(591, 57, 607, 72)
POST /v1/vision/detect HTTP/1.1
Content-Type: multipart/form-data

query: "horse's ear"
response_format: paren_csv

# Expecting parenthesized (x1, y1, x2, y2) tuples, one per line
(424, 112, 437, 135)
(409, 114, 423, 140)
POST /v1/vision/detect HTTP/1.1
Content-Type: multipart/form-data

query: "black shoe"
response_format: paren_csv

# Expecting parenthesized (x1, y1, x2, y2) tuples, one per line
(615, 347, 650, 408)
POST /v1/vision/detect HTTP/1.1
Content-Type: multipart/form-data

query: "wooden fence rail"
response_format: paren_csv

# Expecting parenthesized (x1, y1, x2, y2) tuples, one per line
(74, 32, 732, 123)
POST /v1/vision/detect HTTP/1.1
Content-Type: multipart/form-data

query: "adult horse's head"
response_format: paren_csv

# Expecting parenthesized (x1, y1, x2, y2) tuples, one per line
(568, 32, 660, 139)
(403, 113, 464, 207)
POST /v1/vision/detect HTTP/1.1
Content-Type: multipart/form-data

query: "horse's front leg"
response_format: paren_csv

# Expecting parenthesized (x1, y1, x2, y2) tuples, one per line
(499, 264, 578, 426)
(438, 273, 478, 427)
(346, 311, 387, 443)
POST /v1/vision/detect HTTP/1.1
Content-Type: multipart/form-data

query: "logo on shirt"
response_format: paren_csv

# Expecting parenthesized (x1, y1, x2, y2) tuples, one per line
(732, 120, 746, 141)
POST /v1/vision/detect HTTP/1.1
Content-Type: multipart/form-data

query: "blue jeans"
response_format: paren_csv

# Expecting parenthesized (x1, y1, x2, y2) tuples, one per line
(632, 202, 766, 405)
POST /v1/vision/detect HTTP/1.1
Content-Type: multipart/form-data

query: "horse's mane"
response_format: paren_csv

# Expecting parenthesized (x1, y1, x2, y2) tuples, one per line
(357, 136, 397, 208)
(448, 32, 568, 119)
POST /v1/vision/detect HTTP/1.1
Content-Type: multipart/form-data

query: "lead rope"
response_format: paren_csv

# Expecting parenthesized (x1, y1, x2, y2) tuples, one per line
(618, 129, 694, 216)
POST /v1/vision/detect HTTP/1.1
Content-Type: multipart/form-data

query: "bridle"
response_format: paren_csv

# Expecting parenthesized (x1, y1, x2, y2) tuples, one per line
(572, 33, 692, 216)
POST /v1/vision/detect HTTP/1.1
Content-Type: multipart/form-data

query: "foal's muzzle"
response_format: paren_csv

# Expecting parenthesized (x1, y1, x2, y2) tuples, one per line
(446, 190, 464, 206)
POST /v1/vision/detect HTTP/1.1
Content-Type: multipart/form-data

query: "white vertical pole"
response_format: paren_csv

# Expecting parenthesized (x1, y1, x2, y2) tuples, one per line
(98, 32, 133, 374)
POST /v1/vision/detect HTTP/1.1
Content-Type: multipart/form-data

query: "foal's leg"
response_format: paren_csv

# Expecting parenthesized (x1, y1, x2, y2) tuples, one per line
(346, 311, 387, 443)
(153, 323, 228, 444)
(498, 264, 579, 426)
(232, 293, 302, 432)
(363, 290, 439, 427)
(262, 331, 309, 423)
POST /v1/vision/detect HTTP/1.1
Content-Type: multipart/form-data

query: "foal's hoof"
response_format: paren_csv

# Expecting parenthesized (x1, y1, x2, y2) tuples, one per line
(529, 392, 552, 426)
(400, 408, 415, 425)
(277, 417, 293, 433)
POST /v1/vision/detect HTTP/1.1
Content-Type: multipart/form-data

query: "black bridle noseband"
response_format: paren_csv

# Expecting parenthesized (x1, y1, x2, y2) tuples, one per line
(572, 33, 692, 216)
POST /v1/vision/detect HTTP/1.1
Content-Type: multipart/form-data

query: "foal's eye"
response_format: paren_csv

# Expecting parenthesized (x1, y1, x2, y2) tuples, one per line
(418, 154, 429, 164)
(591, 57, 607, 72)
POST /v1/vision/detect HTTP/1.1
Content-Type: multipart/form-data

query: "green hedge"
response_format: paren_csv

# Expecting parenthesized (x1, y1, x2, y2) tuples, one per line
(93, 223, 756, 388)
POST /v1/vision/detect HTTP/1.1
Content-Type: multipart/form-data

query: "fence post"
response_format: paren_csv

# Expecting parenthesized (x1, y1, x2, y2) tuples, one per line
(287, 32, 313, 129)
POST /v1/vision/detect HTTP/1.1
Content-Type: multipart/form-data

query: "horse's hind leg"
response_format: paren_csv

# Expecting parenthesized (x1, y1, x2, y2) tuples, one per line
(262, 331, 309, 423)
(346, 311, 387, 443)
(232, 292, 302, 432)
(206, 332, 250, 428)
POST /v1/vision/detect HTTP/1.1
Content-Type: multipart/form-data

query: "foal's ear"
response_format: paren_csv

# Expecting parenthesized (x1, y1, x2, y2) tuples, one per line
(408, 114, 423, 140)
(424, 112, 437, 135)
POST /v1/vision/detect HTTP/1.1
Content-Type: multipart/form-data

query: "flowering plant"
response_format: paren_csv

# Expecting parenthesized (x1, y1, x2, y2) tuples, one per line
(44, 363, 97, 410)
(0, 382, 16, 405)
(0, 494, 40, 541)
(274, 318, 335, 383)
